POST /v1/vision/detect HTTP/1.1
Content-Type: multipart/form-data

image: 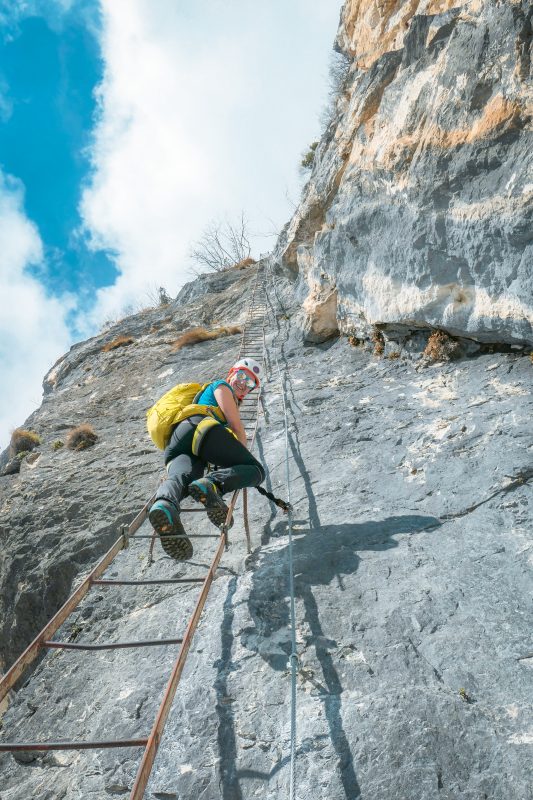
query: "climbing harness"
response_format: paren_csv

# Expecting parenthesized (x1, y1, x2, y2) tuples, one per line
(0, 262, 273, 799)
(191, 415, 236, 456)
(189, 420, 291, 508)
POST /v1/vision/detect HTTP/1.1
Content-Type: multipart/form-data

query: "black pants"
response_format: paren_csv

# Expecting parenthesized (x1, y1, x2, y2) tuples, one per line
(155, 416, 265, 510)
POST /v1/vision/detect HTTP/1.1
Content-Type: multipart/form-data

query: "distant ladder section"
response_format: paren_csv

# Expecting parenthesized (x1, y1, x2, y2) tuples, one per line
(0, 262, 268, 800)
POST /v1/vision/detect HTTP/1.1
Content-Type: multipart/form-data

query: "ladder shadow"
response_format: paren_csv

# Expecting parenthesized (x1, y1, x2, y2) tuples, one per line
(213, 576, 243, 800)
(236, 513, 441, 799)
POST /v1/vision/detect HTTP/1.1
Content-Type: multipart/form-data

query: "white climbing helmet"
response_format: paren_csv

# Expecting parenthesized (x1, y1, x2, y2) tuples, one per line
(228, 357, 262, 387)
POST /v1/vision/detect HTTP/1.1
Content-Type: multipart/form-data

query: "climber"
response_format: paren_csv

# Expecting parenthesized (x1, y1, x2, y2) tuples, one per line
(148, 358, 266, 560)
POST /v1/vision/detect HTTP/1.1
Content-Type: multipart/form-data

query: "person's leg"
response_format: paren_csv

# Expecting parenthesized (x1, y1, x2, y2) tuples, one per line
(155, 452, 205, 508)
(150, 419, 205, 559)
(155, 418, 206, 508)
(198, 424, 265, 494)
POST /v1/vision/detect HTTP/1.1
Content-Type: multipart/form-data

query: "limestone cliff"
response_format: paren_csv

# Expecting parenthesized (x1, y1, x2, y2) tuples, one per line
(278, 0, 533, 347)
(0, 1, 532, 797)
(0, 259, 531, 799)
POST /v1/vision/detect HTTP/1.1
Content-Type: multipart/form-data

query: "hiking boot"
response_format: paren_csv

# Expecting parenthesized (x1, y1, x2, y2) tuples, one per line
(188, 478, 233, 530)
(148, 500, 193, 560)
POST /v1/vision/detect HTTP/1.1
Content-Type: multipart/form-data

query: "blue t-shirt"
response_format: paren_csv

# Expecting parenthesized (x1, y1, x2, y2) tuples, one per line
(196, 380, 235, 411)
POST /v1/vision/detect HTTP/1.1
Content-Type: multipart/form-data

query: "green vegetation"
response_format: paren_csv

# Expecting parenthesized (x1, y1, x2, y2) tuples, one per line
(300, 141, 318, 170)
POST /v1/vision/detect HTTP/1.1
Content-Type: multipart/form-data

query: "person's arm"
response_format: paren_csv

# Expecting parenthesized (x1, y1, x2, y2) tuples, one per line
(214, 385, 248, 446)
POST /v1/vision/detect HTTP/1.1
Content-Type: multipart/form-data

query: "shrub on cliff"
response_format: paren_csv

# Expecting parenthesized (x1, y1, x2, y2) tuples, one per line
(372, 326, 385, 356)
(144, 285, 173, 307)
(320, 50, 353, 127)
(171, 326, 242, 351)
(301, 141, 318, 170)
(424, 331, 461, 361)
(66, 424, 98, 451)
(10, 428, 41, 457)
(102, 336, 135, 352)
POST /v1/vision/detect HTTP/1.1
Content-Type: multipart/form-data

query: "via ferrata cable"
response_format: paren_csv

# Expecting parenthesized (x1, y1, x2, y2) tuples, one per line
(266, 257, 299, 800)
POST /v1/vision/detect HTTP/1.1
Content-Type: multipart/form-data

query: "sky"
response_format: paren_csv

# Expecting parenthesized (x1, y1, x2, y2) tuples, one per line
(0, 0, 342, 451)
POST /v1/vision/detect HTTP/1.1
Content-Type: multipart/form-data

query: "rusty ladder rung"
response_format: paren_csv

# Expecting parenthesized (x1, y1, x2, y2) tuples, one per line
(0, 739, 149, 752)
(93, 578, 205, 586)
(134, 533, 220, 540)
(42, 638, 183, 651)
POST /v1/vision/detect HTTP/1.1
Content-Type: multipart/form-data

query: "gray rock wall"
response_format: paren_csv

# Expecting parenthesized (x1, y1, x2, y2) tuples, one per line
(278, 0, 533, 346)
(1, 1, 533, 793)
(0, 265, 258, 673)
(0, 261, 531, 799)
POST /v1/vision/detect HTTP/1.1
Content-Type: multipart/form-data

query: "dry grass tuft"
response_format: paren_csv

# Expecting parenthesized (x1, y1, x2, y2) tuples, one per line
(66, 424, 98, 451)
(371, 326, 385, 356)
(347, 333, 363, 347)
(171, 325, 242, 351)
(10, 428, 41, 457)
(424, 330, 461, 361)
(102, 336, 135, 352)
(388, 351, 401, 360)
(234, 257, 256, 269)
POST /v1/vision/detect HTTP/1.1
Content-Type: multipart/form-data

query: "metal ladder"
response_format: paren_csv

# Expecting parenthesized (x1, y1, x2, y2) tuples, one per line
(0, 262, 268, 799)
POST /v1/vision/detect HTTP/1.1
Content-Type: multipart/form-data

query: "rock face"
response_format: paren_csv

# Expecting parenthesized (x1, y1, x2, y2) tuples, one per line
(1, 1, 532, 796)
(0, 264, 258, 675)
(278, 0, 533, 346)
(0, 259, 532, 799)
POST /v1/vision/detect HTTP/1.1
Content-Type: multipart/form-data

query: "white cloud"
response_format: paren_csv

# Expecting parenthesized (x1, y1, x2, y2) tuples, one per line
(80, 0, 340, 329)
(0, 173, 72, 452)
(0, 1, 340, 449)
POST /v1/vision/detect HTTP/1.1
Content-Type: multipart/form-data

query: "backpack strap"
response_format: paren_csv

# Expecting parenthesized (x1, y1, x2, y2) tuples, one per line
(192, 382, 211, 404)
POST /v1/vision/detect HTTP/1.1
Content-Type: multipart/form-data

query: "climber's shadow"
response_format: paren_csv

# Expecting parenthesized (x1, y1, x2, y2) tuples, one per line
(240, 513, 440, 799)
(245, 513, 440, 666)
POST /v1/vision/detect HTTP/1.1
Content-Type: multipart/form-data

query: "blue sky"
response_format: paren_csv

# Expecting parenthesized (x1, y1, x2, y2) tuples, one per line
(0, 0, 342, 450)
(0, 1, 116, 327)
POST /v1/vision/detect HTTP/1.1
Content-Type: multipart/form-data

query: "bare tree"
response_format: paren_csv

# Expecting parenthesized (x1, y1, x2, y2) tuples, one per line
(144, 283, 172, 307)
(157, 286, 172, 305)
(320, 49, 353, 127)
(189, 213, 252, 273)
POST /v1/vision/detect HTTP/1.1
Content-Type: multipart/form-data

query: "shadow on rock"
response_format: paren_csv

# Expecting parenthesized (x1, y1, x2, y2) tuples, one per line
(240, 514, 440, 800)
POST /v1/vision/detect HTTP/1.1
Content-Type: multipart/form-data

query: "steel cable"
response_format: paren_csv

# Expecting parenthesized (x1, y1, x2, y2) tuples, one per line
(265, 257, 298, 800)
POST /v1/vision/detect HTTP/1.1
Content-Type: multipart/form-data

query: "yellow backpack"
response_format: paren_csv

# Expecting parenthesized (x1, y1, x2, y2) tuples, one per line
(146, 382, 226, 450)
